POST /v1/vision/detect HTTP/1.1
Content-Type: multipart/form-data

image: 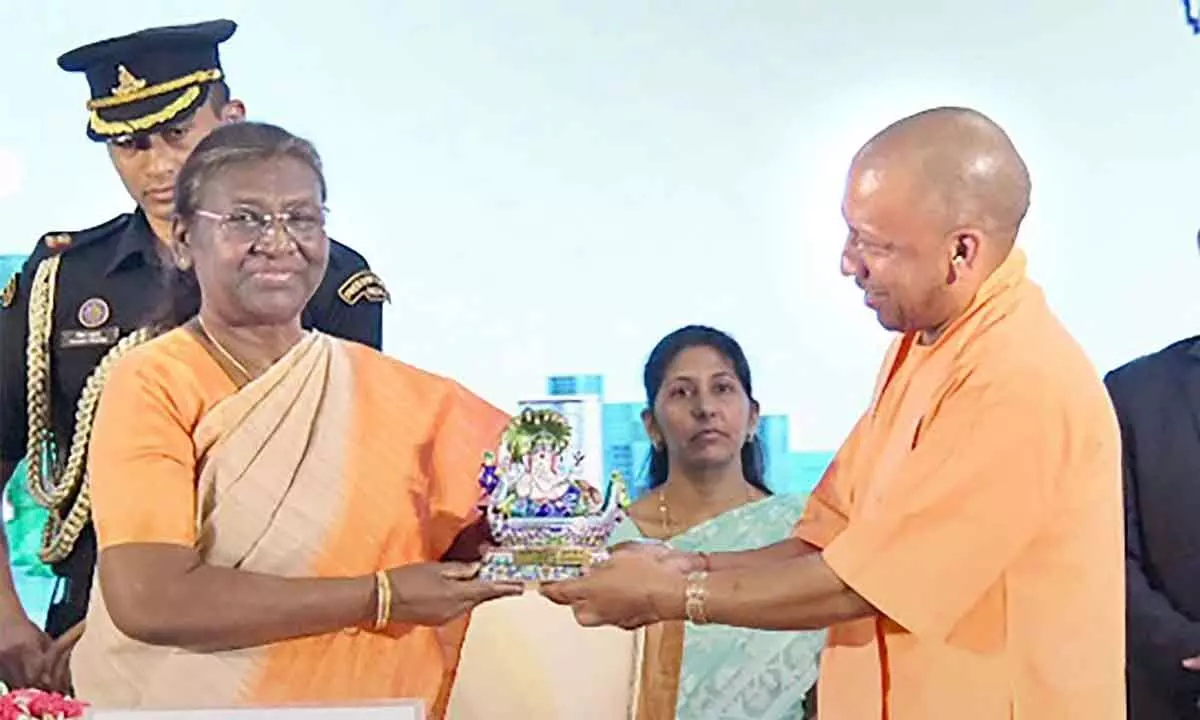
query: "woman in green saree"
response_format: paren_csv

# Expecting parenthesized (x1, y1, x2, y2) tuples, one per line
(609, 325, 824, 719)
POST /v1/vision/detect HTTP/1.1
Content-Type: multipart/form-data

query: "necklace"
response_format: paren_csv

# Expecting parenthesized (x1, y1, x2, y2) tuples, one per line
(196, 315, 254, 380)
(657, 489, 670, 536)
(658, 483, 757, 537)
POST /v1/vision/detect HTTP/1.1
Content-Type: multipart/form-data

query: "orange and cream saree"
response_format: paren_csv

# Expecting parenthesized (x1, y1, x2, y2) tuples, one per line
(72, 328, 508, 714)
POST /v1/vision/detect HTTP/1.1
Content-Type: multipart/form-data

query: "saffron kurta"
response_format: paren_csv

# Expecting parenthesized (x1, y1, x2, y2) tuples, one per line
(797, 250, 1126, 719)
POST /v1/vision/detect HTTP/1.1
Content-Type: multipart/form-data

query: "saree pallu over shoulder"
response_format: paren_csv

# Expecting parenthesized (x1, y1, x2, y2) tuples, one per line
(72, 331, 357, 709)
(617, 494, 825, 720)
(192, 331, 352, 574)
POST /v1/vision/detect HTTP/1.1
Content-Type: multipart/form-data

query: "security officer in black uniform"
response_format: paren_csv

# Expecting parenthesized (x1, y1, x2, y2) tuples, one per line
(0, 19, 389, 690)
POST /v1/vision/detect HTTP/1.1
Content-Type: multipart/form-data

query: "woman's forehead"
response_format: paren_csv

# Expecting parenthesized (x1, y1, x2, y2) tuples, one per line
(203, 157, 322, 204)
(665, 346, 736, 380)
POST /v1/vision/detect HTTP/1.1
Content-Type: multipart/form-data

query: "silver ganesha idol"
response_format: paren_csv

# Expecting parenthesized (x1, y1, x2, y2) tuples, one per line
(478, 408, 629, 583)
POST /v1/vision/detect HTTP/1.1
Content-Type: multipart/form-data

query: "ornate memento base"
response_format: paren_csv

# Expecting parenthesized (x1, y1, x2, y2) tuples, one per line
(479, 545, 610, 583)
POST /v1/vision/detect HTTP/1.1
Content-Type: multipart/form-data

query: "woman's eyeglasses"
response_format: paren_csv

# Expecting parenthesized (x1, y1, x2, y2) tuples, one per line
(193, 207, 328, 244)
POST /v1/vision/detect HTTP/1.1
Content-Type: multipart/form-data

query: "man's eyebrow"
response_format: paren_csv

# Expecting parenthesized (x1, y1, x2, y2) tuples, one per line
(161, 117, 194, 133)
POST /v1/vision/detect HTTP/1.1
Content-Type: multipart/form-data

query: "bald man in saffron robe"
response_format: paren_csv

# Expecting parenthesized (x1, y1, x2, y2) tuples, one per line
(543, 106, 1126, 719)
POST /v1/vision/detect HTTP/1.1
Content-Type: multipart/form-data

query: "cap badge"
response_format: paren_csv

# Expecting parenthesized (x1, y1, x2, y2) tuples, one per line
(112, 65, 147, 97)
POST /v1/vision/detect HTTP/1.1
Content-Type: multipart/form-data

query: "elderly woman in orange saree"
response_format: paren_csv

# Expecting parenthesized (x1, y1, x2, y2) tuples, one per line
(69, 121, 522, 714)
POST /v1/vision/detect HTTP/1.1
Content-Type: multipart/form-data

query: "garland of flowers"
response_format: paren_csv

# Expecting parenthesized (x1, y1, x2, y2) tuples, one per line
(0, 684, 86, 720)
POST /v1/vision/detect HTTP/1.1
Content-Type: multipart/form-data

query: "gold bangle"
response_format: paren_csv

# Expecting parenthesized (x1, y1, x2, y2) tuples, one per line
(684, 570, 710, 625)
(373, 570, 393, 631)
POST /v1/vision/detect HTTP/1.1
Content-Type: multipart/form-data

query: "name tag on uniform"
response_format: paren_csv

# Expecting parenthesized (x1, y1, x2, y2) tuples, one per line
(59, 327, 120, 348)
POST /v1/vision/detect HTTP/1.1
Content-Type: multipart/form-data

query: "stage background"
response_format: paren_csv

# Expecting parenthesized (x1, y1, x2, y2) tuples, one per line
(0, 1, 1195, 623)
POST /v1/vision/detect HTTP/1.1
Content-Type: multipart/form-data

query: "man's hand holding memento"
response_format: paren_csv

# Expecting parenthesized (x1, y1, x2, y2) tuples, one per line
(540, 543, 693, 630)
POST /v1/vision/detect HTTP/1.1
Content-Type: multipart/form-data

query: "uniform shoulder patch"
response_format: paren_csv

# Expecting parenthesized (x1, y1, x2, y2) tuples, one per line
(30, 215, 130, 265)
(0, 273, 16, 309)
(337, 269, 390, 306)
(42, 233, 72, 253)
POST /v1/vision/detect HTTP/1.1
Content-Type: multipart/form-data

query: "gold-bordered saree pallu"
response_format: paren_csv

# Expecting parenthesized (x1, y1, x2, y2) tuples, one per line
(72, 331, 372, 709)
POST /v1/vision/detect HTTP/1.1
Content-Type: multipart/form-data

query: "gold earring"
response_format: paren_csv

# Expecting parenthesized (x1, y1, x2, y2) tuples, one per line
(176, 256, 192, 271)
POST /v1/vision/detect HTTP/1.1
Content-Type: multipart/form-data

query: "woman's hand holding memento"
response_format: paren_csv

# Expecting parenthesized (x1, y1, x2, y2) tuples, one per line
(384, 562, 523, 627)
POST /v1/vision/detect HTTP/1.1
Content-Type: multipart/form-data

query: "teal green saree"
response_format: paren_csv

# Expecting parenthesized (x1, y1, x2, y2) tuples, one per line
(610, 493, 824, 719)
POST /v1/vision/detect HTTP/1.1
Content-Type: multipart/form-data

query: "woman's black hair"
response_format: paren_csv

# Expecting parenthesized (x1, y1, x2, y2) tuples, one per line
(143, 121, 327, 331)
(643, 324, 770, 494)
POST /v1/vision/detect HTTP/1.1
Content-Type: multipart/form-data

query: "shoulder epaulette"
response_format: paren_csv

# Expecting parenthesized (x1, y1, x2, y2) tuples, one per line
(328, 238, 390, 306)
(337, 268, 390, 306)
(30, 213, 133, 265)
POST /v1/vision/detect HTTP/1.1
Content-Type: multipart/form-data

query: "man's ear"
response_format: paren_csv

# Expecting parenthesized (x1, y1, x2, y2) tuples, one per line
(220, 99, 246, 124)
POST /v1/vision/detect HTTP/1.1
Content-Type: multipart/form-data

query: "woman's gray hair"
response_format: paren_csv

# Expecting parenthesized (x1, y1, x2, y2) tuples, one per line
(173, 121, 327, 219)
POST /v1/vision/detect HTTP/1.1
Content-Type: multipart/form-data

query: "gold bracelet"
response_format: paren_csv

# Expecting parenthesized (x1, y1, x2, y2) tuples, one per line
(373, 570, 393, 630)
(684, 570, 710, 625)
